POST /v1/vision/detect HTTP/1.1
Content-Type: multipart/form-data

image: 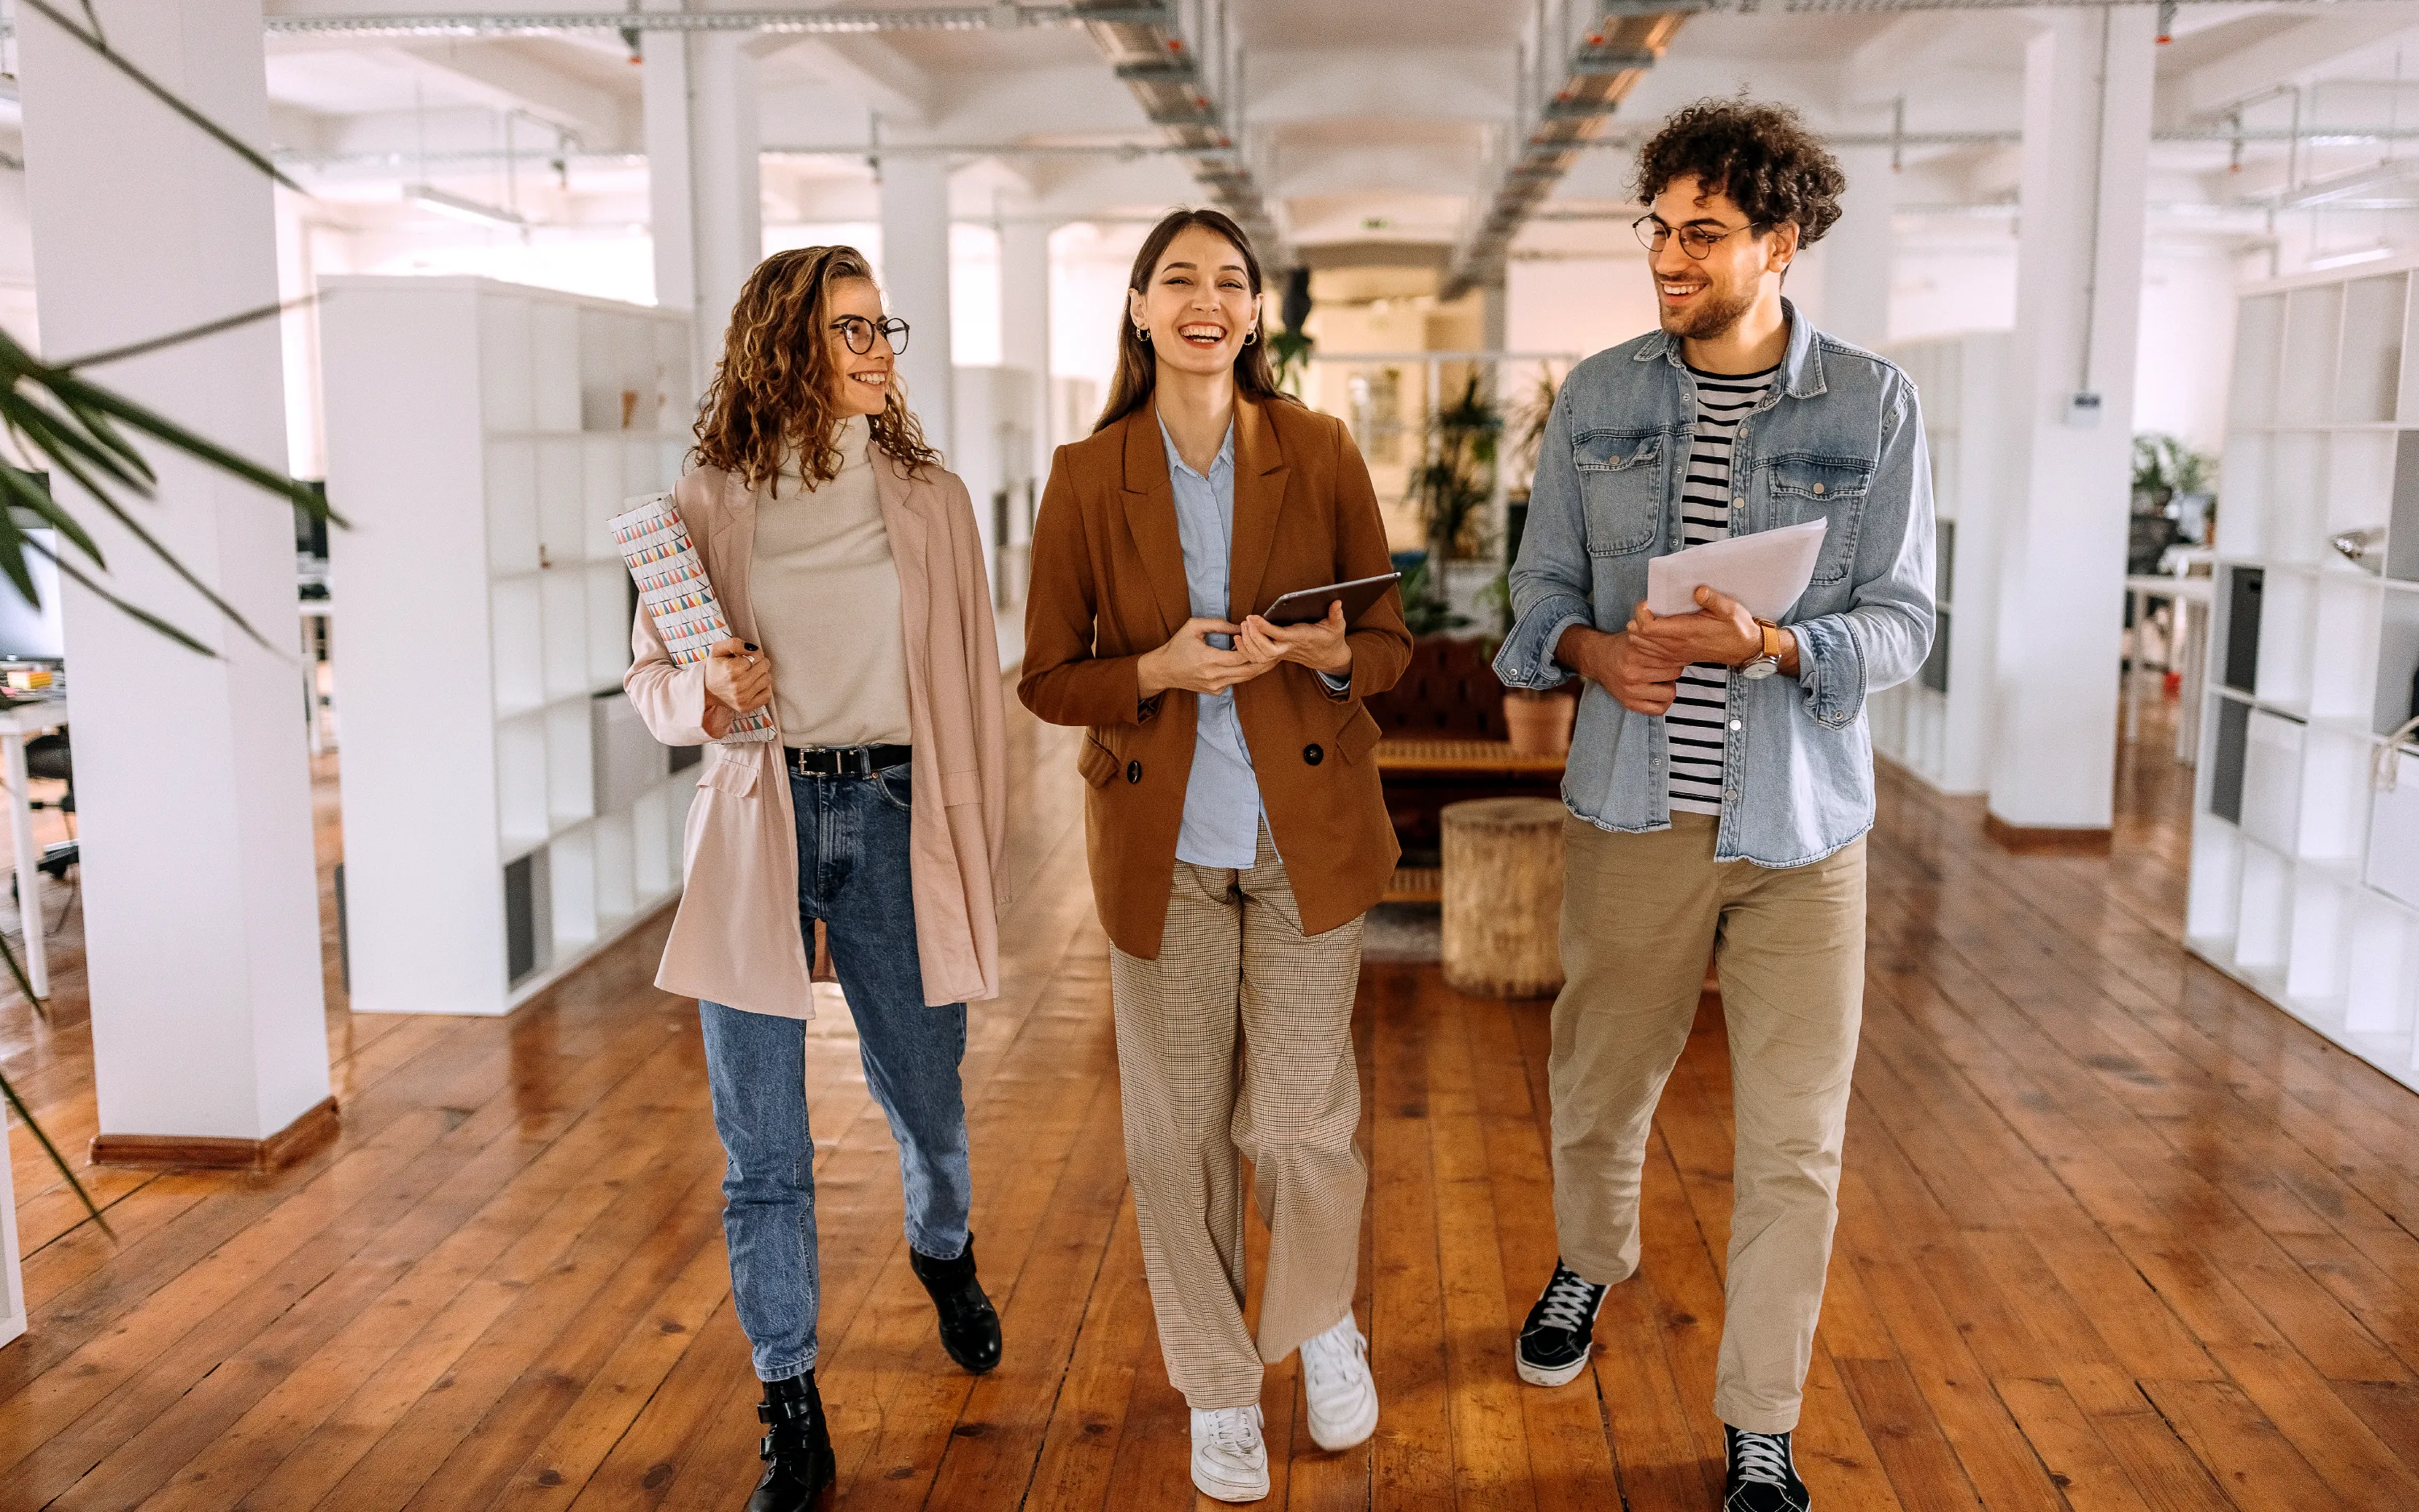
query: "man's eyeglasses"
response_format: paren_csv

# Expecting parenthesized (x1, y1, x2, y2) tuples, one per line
(1632, 214, 1760, 260)
(832, 315, 911, 355)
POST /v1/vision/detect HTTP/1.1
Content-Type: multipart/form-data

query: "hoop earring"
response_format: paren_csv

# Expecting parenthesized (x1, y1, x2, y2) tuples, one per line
(1244, 328, 1258, 346)
(1135, 324, 1150, 343)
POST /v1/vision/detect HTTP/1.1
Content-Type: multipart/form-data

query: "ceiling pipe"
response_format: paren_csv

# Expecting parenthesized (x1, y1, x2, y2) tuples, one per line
(1441, 2, 1687, 300)
(261, 4, 1167, 37)
(1068, 0, 1288, 264)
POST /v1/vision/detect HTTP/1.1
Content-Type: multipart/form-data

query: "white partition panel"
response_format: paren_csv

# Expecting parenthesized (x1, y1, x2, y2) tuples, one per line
(323, 277, 695, 1015)
(2189, 260, 2419, 1090)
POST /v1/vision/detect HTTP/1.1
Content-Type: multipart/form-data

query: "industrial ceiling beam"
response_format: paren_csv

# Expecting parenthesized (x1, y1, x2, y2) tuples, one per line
(1071, 0, 1287, 265)
(1441, 6, 1685, 300)
(260, 4, 1169, 38)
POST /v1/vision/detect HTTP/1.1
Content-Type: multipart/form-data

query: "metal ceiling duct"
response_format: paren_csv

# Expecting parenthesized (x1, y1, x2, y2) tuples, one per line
(1069, 0, 1288, 264)
(262, 4, 1170, 37)
(1441, 8, 1686, 300)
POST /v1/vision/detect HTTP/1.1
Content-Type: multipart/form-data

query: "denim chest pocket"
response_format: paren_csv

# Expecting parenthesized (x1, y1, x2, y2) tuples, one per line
(1573, 430, 1664, 556)
(1764, 454, 1872, 584)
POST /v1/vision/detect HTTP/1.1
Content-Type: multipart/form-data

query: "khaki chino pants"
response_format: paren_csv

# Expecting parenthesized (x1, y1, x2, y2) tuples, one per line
(1109, 831, 1366, 1410)
(1552, 812, 1866, 1433)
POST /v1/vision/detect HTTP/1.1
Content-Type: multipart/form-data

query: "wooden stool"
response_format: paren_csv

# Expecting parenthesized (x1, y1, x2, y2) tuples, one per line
(1440, 796, 1567, 999)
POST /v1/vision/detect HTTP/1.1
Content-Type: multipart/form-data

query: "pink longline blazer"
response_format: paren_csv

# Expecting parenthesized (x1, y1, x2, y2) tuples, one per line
(623, 453, 1009, 1018)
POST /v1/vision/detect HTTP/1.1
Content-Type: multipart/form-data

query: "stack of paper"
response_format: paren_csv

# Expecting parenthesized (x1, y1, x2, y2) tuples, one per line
(609, 492, 778, 744)
(1644, 517, 1830, 620)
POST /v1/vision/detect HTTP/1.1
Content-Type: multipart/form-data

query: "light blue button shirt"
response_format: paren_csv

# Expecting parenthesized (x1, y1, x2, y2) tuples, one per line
(1161, 417, 1266, 867)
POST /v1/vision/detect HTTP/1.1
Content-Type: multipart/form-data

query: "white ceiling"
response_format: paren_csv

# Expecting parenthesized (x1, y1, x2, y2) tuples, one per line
(251, 1, 2419, 255)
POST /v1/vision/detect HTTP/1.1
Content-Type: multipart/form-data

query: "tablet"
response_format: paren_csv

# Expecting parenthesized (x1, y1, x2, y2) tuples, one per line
(1260, 571, 1403, 627)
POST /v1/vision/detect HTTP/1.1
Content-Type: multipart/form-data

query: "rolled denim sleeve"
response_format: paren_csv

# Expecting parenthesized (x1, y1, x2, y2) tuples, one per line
(1494, 385, 1595, 691)
(1791, 374, 1936, 729)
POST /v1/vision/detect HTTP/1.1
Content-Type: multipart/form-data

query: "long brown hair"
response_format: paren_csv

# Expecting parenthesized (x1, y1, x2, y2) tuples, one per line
(1094, 208, 1298, 433)
(692, 245, 944, 491)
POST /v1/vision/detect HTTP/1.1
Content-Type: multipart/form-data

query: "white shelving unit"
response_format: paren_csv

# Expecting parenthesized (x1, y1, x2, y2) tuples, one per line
(2188, 260, 2419, 1091)
(2, 1135, 24, 1348)
(320, 276, 701, 1016)
(1871, 331, 2010, 794)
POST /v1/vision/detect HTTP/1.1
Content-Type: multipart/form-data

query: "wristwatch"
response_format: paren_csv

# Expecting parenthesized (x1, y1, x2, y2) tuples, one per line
(1737, 619, 1785, 680)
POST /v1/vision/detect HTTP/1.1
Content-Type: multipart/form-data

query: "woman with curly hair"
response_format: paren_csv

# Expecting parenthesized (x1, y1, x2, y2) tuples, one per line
(624, 245, 1009, 1512)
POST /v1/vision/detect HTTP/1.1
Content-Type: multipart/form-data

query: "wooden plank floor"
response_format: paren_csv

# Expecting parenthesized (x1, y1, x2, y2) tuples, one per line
(7, 690, 2419, 1509)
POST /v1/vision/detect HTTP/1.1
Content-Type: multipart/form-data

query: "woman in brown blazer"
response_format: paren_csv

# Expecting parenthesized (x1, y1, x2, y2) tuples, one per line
(1020, 208, 1410, 1502)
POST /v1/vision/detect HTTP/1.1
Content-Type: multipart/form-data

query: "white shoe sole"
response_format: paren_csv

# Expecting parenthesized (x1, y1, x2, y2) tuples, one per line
(1515, 1344, 1592, 1389)
(1191, 1459, 1270, 1503)
(1307, 1384, 1378, 1452)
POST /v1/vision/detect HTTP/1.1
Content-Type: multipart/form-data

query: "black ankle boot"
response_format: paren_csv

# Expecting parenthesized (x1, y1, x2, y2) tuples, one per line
(746, 1371, 834, 1512)
(908, 1236, 1002, 1374)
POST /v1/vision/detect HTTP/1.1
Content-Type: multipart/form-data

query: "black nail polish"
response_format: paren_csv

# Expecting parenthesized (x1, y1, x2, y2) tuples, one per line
(743, 642, 759, 652)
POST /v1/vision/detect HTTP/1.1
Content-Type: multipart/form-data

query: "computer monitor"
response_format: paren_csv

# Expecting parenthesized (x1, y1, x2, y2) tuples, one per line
(0, 523, 64, 661)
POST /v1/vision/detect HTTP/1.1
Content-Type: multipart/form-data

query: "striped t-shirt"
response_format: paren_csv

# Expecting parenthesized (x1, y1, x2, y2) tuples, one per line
(1666, 363, 1778, 816)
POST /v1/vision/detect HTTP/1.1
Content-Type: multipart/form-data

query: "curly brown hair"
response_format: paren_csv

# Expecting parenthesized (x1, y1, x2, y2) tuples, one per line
(1633, 100, 1845, 245)
(691, 245, 944, 492)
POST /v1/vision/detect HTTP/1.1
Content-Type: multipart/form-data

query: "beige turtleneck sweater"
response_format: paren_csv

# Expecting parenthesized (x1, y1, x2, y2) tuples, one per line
(748, 416, 912, 747)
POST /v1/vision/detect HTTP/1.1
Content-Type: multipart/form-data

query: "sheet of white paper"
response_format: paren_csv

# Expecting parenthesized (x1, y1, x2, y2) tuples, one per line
(1644, 517, 1829, 620)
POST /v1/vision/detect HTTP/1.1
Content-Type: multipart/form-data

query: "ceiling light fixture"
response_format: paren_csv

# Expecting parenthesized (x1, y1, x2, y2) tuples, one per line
(405, 183, 526, 228)
(2308, 245, 2394, 271)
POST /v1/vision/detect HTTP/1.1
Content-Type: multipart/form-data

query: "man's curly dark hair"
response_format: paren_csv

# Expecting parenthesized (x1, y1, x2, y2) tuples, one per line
(1633, 100, 1845, 245)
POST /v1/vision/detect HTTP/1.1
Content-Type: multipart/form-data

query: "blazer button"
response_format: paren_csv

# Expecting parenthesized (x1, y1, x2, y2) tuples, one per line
(1303, 743, 1324, 766)
(1125, 759, 1142, 784)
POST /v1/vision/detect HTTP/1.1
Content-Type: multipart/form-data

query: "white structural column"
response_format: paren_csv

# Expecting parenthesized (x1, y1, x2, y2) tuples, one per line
(645, 19, 761, 386)
(999, 218, 1051, 480)
(881, 153, 956, 458)
(1821, 145, 1893, 350)
(18, 1, 330, 1144)
(1987, 10, 2157, 837)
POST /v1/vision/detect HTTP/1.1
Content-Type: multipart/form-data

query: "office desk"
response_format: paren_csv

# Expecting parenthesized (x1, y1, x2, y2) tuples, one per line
(0, 696, 67, 997)
(2124, 574, 2213, 759)
(301, 597, 332, 756)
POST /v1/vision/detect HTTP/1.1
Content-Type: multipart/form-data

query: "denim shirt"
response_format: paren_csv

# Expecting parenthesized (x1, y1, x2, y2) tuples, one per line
(1493, 300, 1935, 867)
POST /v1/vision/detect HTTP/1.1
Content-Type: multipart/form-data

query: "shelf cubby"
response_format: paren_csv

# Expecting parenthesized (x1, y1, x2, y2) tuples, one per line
(2286, 868, 2353, 999)
(2295, 725, 2371, 862)
(2339, 274, 2409, 423)
(2252, 568, 2316, 709)
(2310, 577, 2383, 721)
(546, 699, 594, 826)
(2188, 813, 2244, 941)
(485, 440, 540, 575)
(2280, 285, 2345, 425)
(2378, 591, 2419, 734)
(2267, 432, 2326, 566)
(550, 825, 599, 951)
(2345, 893, 2418, 1035)
(2369, 746, 2419, 911)
(2235, 838, 2295, 971)
(323, 276, 695, 1016)
(2327, 430, 2396, 537)
(2240, 708, 2306, 853)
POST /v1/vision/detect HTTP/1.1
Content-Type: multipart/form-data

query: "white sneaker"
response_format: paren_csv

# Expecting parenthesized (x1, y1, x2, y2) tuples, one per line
(1298, 1313, 1379, 1452)
(1189, 1404, 1270, 1502)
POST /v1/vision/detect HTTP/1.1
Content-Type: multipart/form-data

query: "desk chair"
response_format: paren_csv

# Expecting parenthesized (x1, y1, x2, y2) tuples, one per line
(24, 728, 75, 883)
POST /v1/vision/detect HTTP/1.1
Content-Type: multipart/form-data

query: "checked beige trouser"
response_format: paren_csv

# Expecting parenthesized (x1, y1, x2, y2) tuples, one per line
(1551, 812, 1867, 1435)
(1109, 829, 1366, 1410)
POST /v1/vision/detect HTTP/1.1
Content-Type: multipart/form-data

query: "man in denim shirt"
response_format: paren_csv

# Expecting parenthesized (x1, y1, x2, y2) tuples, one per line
(1492, 102, 1934, 1512)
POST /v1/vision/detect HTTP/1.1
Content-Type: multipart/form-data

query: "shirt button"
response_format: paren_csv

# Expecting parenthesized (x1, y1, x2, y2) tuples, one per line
(1813, 482, 1827, 496)
(1729, 719, 1742, 730)
(1731, 496, 1743, 507)
(1126, 760, 1142, 784)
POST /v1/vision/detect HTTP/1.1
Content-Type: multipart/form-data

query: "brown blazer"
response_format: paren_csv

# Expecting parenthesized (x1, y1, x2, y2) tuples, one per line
(1019, 393, 1411, 958)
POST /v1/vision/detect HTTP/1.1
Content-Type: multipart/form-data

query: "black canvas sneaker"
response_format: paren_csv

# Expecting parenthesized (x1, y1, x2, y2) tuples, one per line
(1724, 1425, 1811, 1511)
(1515, 1259, 1609, 1387)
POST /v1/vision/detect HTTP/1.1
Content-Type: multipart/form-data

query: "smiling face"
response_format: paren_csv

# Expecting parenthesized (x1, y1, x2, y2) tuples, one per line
(1128, 223, 1259, 380)
(1645, 173, 1798, 344)
(824, 277, 895, 419)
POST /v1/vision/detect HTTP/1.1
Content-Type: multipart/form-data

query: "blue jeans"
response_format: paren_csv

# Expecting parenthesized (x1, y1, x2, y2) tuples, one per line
(699, 760, 973, 1382)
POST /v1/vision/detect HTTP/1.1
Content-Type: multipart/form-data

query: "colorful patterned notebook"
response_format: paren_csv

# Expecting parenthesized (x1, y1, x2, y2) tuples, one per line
(609, 492, 778, 744)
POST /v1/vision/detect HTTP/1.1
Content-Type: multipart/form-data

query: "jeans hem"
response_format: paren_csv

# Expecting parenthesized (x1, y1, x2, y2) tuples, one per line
(906, 1229, 971, 1264)
(759, 1352, 818, 1383)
